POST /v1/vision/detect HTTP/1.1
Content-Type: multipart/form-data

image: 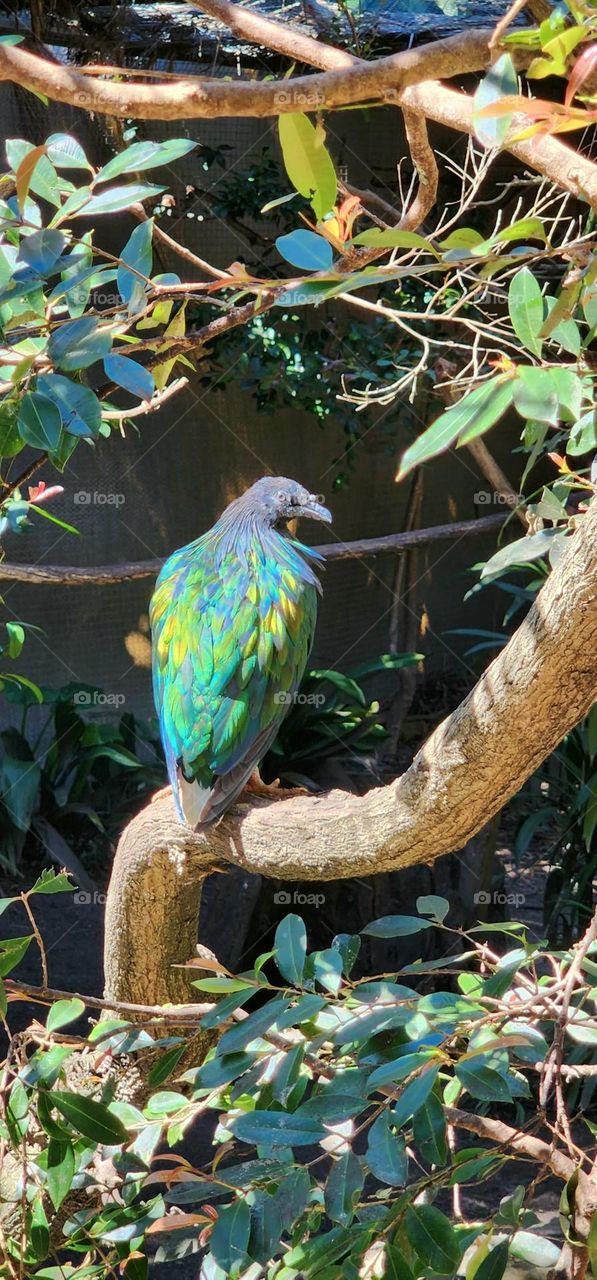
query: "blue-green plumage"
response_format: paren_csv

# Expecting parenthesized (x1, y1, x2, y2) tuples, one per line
(150, 477, 331, 829)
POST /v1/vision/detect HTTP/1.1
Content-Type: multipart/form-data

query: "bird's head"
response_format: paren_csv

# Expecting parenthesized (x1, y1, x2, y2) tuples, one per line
(247, 476, 332, 529)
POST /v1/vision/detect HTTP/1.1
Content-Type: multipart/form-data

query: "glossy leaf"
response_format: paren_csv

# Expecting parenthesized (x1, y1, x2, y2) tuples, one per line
(366, 1111, 408, 1186)
(230, 1107, 326, 1148)
(104, 354, 155, 402)
(73, 183, 166, 217)
(48, 316, 112, 371)
(45, 1139, 75, 1210)
(274, 913, 307, 985)
(19, 228, 66, 275)
(278, 114, 336, 221)
(46, 998, 85, 1032)
(405, 1204, 461, 1274)
(47, 1091, 128, 1144)
(117, 219, 153, 310)
(397, 377, 514, 480)
(325, 1150, 364, 1225)
(17, 392, 63, 451)
(352, 228, 437, 254)
(508, 268, 544, 357)
(95, 138, 197, 185)
(276, 229, 334, 272)
(362, 914, 436, 938)
(37, 373, 102, 437)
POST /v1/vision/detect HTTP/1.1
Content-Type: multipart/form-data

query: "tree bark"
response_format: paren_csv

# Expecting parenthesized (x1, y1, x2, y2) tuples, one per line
(104, 501, 597, 1004)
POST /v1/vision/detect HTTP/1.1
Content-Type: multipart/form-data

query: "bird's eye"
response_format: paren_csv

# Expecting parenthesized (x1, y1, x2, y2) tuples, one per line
(276, 490, 287, 504)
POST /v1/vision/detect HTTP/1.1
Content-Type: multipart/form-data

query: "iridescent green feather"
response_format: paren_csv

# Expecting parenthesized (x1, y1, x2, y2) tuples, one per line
(150, 525, 319, 826)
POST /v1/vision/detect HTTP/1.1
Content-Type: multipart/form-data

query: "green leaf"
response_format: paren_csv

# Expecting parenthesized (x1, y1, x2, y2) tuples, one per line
(416, 894, 449, 922)
(475, 1240, 510, 1280)
(509, 1232, 561, 1268)
(0, 400, 22, 457)
(332, 932, 361, 976)
(307, 947, 343, 994)
(73, 183, 166, 217)
(46, 133, 92, 171)
(455, 1060, 513, 1102)
(216, 996, 291, 1055)
(352, 228, 437, 254)
(147, 1045, 186, 1088)
(6, 622, 25, 659)
(45, 1138, 75, 1210)
(367, 1051, 438, 1091)
(325, 1150, 364, 1225)
(405, 1204, 461, 1274)
(230, 1108, 325, 1148)
(362, 914, 435, 938)
(514, 366, 559, 424)
(207, 1196, 251, 1274)
(37, 373, 102, 438)
(104, 353, 155, 402)
(366, 1111, 408, 1186)
(46, 998, 85, 1032)
(274, 914, 307, 985)
(393, 1064, 440, 1127)
(473, 54, 518, 149)
(413, 1090, 447, 1165)
(567, 410, 596, 458)
(509, 268, 544, 357)
(117, 219, 153, 310)
(278, 114, 336, 221)
(397, 377, 514, 480)
(95, 138, 197, 184)
(17, 392, 63, 452)
(19, 228, 66, 274)
(47, 1091, 128, 1145)
(276, 229, 334, 271)
(47, 316, 112, 372)
(480, 527, 564, 581)
(28, 868, 74, 894)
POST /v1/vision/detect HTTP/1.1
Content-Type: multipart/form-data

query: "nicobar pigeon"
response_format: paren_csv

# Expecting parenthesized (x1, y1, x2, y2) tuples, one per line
(150, 477, 331, 830)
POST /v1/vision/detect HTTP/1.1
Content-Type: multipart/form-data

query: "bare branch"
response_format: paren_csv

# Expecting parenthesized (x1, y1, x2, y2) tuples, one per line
(399, 109, 440, 230)
(0, 514, 507, 585)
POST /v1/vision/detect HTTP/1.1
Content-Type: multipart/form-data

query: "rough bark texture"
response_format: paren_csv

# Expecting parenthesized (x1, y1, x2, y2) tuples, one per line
(104, 501, 597, 1005)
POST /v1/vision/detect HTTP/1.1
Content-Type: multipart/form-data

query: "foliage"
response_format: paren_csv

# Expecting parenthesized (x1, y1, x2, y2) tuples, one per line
(0, 131, 195, 494)
(264, 652, 423, 785)
(1, 880, 596, 1276)
(0, 684, 163, 876)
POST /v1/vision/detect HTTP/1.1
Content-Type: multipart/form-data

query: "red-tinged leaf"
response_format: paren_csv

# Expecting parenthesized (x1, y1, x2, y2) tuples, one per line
(146, 1212, 211, 1235)
(16, 144, 47, 211)
(151, 1153, 197, 1167)
(566, 44, 597, 107)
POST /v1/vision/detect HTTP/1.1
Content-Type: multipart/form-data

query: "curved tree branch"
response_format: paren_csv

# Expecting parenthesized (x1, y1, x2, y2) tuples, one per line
(0, 31, 495, 118)
(104, 501, 597, 1003)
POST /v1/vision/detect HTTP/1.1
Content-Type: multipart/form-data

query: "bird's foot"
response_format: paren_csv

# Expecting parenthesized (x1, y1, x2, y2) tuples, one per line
(151, 784, 173, 805)
(244, 768, 308, 800)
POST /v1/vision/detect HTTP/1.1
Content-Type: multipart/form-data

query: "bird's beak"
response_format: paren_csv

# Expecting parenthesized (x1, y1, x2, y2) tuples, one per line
(301, 494, 332, 523)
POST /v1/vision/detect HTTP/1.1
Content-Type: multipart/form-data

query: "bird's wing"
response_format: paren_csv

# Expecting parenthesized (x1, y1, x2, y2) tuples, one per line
(150, 538, 317, 828)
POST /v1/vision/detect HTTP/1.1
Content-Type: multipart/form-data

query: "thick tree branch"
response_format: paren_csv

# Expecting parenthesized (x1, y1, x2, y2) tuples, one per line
(401, 81, 597, 210)
(104, 500, 597, 1004)
(0, 31, 497, 118)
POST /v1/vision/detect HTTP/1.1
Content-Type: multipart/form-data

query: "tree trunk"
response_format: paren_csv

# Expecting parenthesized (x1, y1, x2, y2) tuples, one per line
(104, 502, 597, 1006)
